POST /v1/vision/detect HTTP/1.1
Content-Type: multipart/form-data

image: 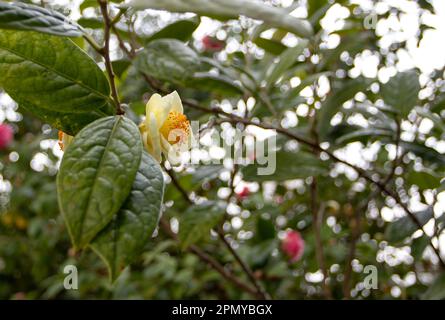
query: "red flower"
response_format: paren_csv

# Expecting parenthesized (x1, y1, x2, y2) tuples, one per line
(202, 36, 225, 52)
(236, 186, 250, 200)
(282, 230, 305, 262)
(0, 124, 13, 149)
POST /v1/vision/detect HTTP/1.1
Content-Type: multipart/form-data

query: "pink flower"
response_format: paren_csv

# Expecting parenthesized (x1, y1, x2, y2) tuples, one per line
(282, 230, 305, 262)
(202, 36, 225, 52)
(236, 186, 250, 200)
(0, 124, 13, 149)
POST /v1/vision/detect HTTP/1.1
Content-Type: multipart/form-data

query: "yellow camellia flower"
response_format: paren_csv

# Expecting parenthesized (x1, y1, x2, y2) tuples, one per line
(139, 91, 192, 163)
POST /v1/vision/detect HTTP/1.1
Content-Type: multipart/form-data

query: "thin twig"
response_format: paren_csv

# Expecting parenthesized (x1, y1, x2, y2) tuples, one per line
(164, 166, 270, 299)
(342, 201, 362, 299)
(308, 109, 332, 299)
(216, 227, 270, 300)
(165, 167, 193, 204)
(310, 180, 332, 299)
(98, 0, 123, 115)
(159, 217, 261, 298)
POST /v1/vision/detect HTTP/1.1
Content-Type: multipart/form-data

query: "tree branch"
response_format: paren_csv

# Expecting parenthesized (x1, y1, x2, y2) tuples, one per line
(159, 217, 261, 298)
(216, 227, 270, 300)
(98, 0, 123, 115)
(164, 166, 270, 299)
(310, 179, 332, 299)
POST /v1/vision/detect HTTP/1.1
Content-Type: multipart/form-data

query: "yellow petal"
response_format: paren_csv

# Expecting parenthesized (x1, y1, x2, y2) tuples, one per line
(148, 112, 162, 162)
(145, 93, 174, 128)
(164, 90, 183, 114)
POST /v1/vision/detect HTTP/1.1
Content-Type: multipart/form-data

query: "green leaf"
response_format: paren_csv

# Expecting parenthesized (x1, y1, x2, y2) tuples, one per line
(406, 170, 441, 190)
(127, 0, 313, 38)
(253, 37, 287, 55)
(144, 17, 200, 43)
(385, 208, 434, 243)
(411, 235, 429, 261)
(265, 40, 308, 87)
(90, 151, 164, 281)
(0, 30, 114, 135)
(112, 59, 131, 78)
(190, 72, 244, 96)
(415, 107, 445, 133)
(318, 77, 371, 140)
(135, 39, 201, 86)
(242, 151, 329, 182)
(422, 273, 445, 300)
(77, 17, 103, 29)
(256, 217, 276, 241)
(335, 127, 393, 145)
(400, 141, 445, 166)
(0, 2, 82, 37)
(179, 201, 225, 249)
(381, 70, 420, 117)
(308, 0, 329, 18)
(57, 116, 142, 249)
(430, 94, 445, 113)
(80, 0, 99, 12)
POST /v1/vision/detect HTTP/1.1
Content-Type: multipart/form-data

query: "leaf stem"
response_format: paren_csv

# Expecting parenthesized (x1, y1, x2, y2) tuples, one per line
(82, 33, 102, 53)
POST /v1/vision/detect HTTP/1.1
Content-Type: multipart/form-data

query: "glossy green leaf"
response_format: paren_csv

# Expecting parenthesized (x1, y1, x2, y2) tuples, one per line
(381, 70, 420, 117)
(127, 0, 313, 38)
(385, 208, 433, 243)
(0, 2, 83, 37)
(266, 40, 308, 87)
(90, 151, 164, 281)
(57, 116, 142, 249)
(144, 17, 200, 43)
(242, 151, 329, 182)
(0, 30, 114, 135)
(318, 77, 371, 140)
(135, 39, 201, 86)
(179, 201, 225, 249)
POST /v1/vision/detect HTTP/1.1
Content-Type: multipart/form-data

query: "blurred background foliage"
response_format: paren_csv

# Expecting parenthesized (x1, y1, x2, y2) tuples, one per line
(1, 0, 445, 299)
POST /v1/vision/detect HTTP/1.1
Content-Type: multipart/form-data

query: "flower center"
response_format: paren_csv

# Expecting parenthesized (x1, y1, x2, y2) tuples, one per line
(159, 111, 190, 144)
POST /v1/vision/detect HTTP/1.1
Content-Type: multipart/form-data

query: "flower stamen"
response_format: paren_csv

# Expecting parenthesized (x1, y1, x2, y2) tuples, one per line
(159, 111, 190, 144)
